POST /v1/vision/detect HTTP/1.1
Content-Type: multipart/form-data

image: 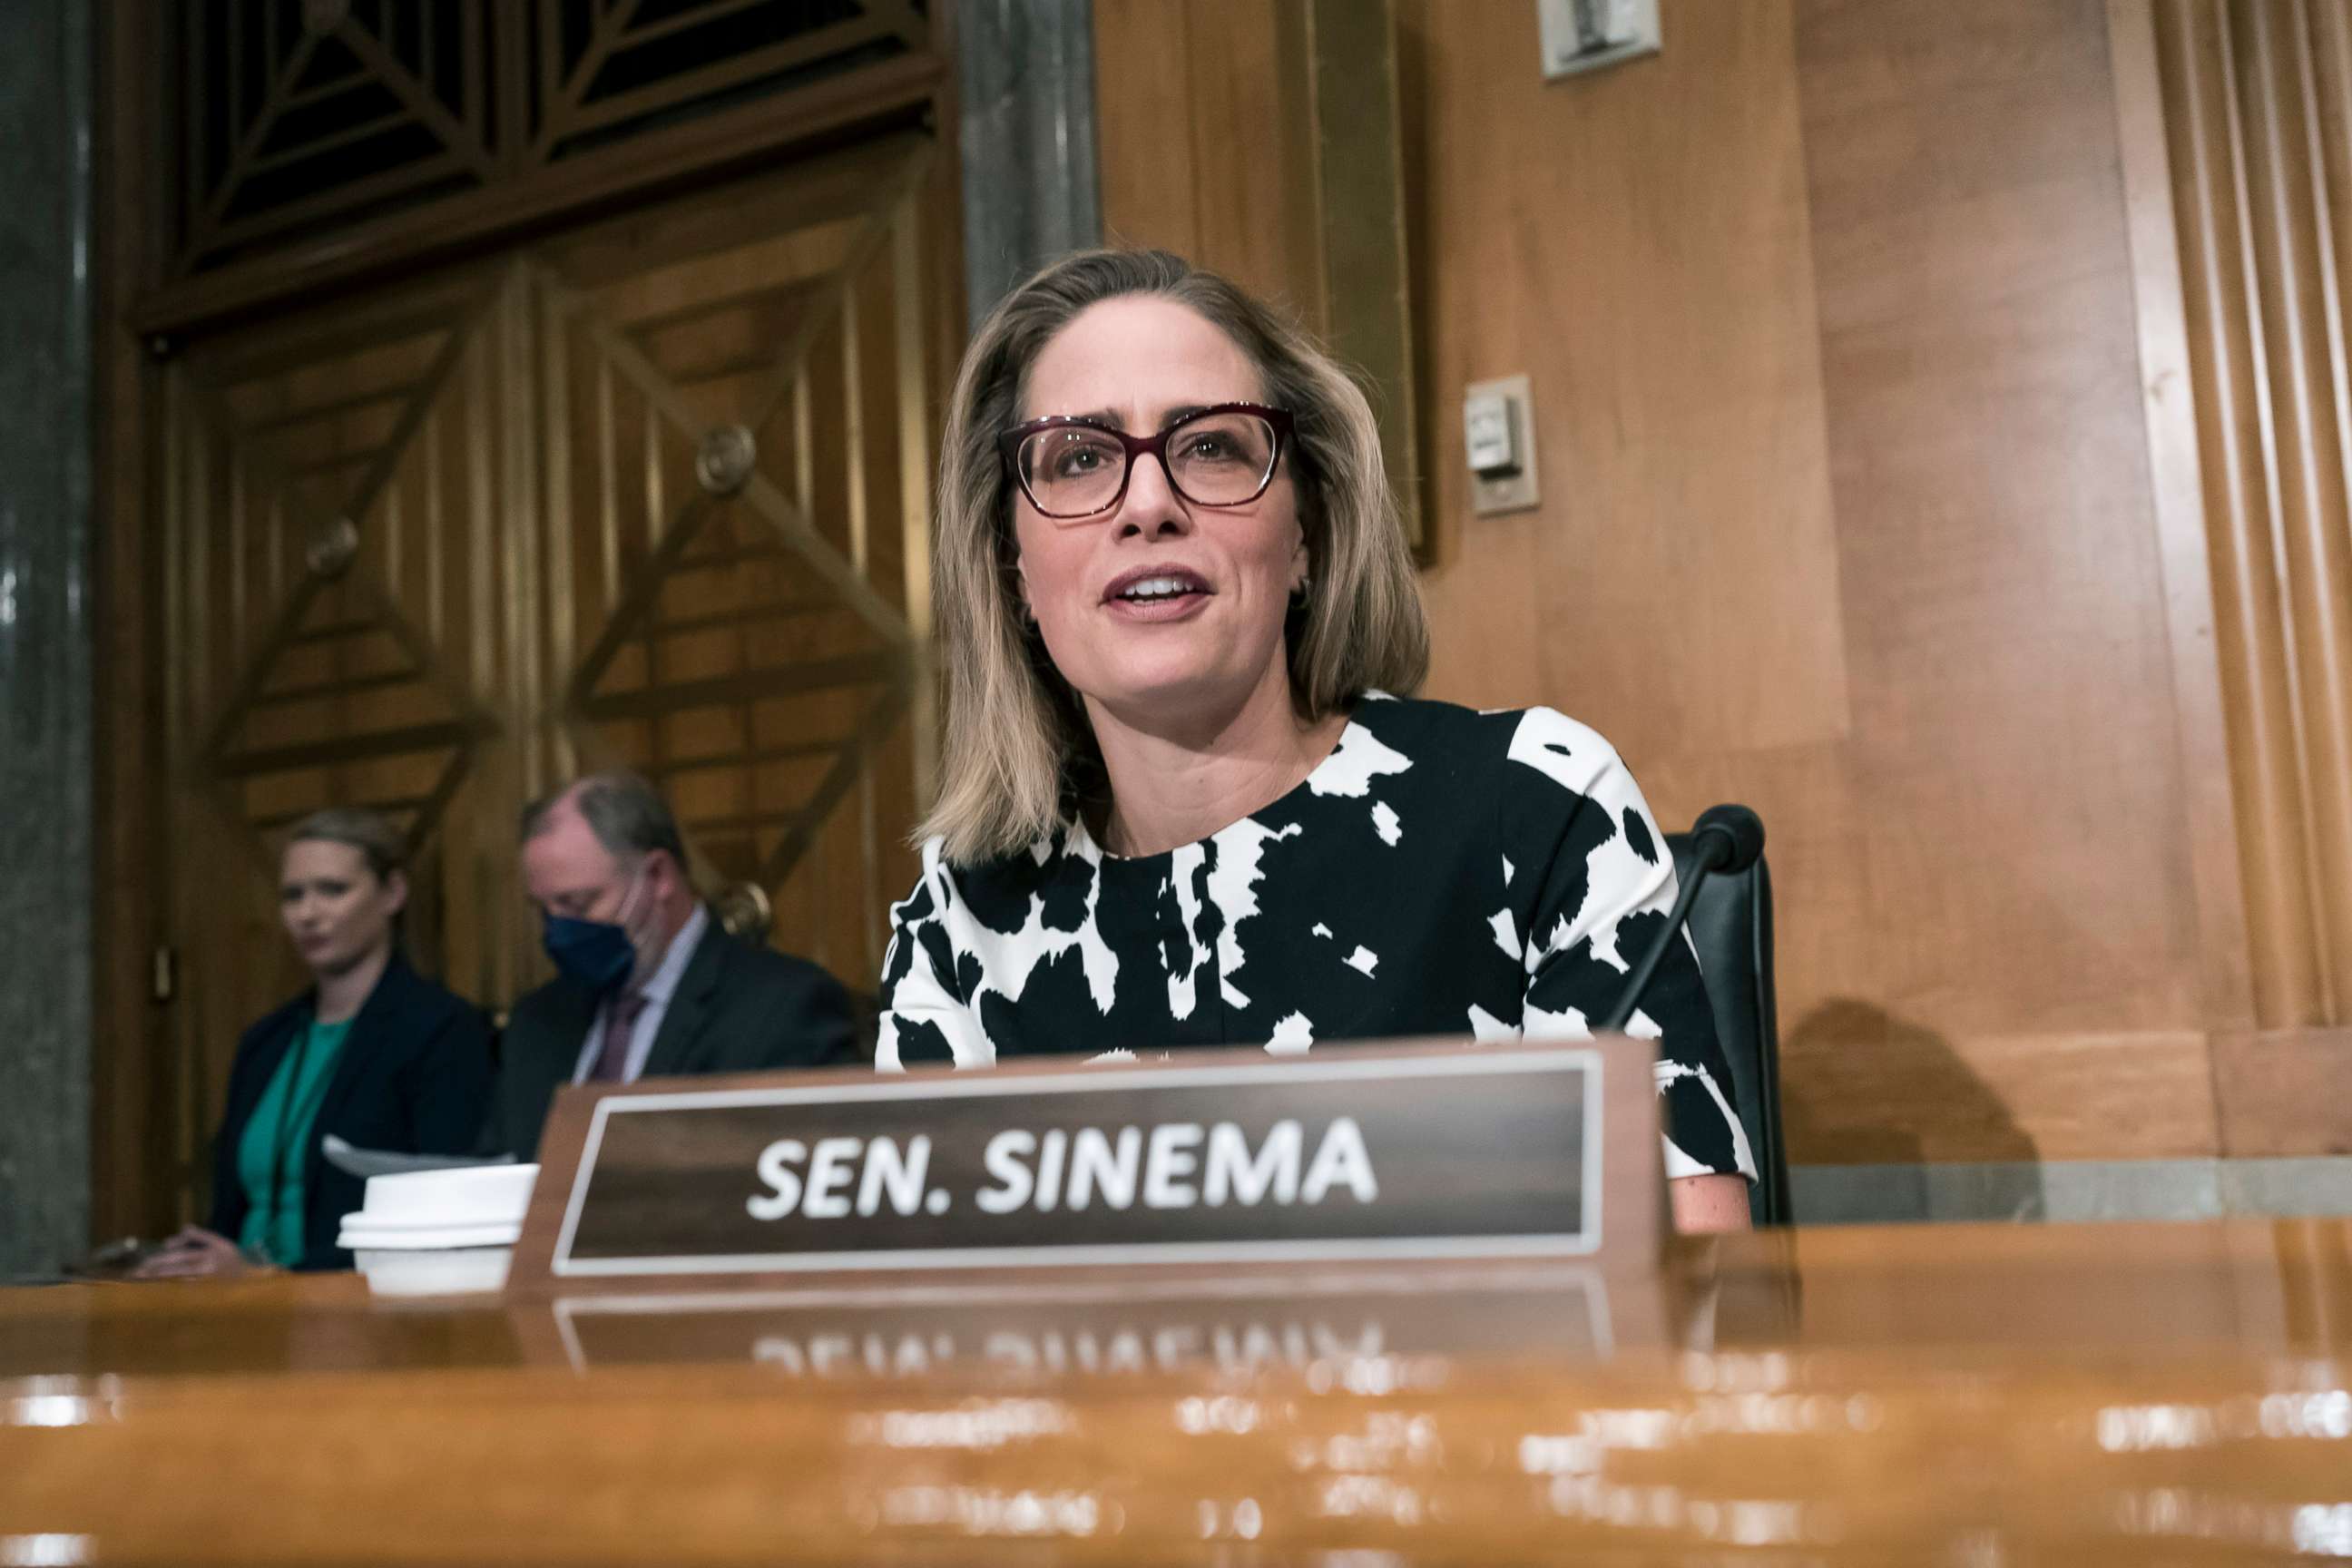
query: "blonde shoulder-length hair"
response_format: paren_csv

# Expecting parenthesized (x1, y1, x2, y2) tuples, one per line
(918, 249, 1429, 866)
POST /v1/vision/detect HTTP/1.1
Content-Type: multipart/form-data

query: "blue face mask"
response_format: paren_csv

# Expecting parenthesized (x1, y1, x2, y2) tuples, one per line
(540, 869, 646, 994)
(540, 914, 635, 994)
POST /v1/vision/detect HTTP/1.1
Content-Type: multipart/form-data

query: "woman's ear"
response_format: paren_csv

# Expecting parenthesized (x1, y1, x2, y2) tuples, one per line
(381, 869, 410, 919)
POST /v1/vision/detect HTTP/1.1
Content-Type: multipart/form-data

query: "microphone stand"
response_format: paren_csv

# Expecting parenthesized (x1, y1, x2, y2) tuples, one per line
(1595, 831, 1734, 1035)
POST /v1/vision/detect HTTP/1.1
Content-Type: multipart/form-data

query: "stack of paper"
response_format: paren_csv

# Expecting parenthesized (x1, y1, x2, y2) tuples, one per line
(336, 1162, 538, 1297)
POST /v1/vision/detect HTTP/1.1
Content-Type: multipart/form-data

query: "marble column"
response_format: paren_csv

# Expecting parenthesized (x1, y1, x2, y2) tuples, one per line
(957, 0, 1102, 329)
(0, 0, 95, 1279)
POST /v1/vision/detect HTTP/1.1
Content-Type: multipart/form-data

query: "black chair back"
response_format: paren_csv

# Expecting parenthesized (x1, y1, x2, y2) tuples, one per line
(1666, 831, 1792, 1226)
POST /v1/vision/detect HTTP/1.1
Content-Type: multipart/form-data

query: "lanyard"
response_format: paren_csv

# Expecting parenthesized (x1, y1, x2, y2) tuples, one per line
(261, 1020, 341, 1258)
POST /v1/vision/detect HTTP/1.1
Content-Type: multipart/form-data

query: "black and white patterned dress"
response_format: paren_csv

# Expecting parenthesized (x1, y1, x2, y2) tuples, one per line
(877, 694, 1754, 1181)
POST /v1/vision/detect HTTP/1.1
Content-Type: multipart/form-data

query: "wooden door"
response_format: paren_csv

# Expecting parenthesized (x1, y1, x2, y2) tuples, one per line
(156, 136, 946, 1218)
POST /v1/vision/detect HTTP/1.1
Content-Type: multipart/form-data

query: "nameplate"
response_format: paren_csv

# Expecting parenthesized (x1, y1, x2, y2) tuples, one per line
(508, 1037, 1661, 1291)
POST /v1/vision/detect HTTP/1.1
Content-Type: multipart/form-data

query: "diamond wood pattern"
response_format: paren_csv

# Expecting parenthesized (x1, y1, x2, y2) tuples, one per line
(170, 0, 935, 282)
(539, 135, 936, 990)
(156, 137, 945, 1220)
(162, 264, 518, 1198)
(187, 272, 504, 878)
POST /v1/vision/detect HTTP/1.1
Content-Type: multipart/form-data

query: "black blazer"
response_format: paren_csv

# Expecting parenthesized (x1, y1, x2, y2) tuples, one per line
(208, 954, 495, 1272)
(484, 913, 859, 1160)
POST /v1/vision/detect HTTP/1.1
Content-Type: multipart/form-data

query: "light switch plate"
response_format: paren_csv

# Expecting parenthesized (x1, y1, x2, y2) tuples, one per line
(1465, 374, 1540, 516)
(1539, 0, 1662, 81)
(1464, 387, 1520, 475)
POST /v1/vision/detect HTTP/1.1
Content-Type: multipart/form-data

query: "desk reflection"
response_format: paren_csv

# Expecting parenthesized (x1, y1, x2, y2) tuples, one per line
(530, 1265, 1640, 1377)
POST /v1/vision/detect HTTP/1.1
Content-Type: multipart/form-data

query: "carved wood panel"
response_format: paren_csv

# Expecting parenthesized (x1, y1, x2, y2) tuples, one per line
(158, 137, 944, 1214)
(170, 0, 936, 280)
(538, 134, 937, 990)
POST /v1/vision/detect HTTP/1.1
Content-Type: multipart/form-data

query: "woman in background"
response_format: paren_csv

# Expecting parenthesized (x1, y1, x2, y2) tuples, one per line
(876, 249, 1753, 1233)
(136, 808, 494, 1276)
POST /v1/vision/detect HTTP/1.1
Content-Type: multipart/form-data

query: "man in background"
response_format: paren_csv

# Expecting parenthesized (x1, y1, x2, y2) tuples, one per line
(483, 772, 858, 1159)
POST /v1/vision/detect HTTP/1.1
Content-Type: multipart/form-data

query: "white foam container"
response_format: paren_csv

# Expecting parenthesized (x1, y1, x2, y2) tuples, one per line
(342, 1162, 538, 1231)
(337, 1220, 524, 1250)
(354, 1246, 514, 1298)
(336, 1162, 537, 1263)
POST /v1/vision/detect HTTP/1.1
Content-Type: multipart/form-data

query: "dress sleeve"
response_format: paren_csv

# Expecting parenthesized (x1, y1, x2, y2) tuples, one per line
(875, 839, 997, 1070)
(1503, 709, 1757, 1182)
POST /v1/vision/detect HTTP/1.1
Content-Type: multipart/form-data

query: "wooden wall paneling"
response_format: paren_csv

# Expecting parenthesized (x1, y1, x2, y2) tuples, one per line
(2301, 0, 2352, 1040)
(855, 243, 922, 982)
(90, 1, 174, 1241)
(1397, 0, 1877, 1152)
(1093, 0, 1320, 303)
(1406, 0, 1850, 766)
(1083, 0, 2352, 1163)
(2106, 0, 2259, 1034)
(2121, 0, 2352, 1149)
(1094, 0, 1289, 279)
(135, 138, 955, 1225)
(138, 5, 948, 341)
(897, 152, 953, 816)
(2308, 0, 2352, 383)
(161, 268, 521, 1198)
(1093, 0, 1204, 262)
(2213, 1024, 2352, 1156)
(1085, 0, 2246, 1161)
(1792, 0, 2212, 1063)
(1180, 3, 1314, 311)
(1783, 1021, 2220, 1165)
(2229, 0, 2352, 1024)
(1303, 0, 1421, 553)
(103, 12, 966, 1230)
(2151, 0, 2328, 1033)
(1416, 0, 2230, 1161)
(541, 138, 938, 999)
(158, 375, 299, 1220)
(503, 259, 553, 833)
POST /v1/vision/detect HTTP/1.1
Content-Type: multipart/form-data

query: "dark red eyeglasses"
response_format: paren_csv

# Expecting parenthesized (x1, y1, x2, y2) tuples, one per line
(999, 403, 1293, 520)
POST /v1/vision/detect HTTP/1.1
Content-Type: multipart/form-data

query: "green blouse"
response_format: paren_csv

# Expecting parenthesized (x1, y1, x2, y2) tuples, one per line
(235, 1016, 354, 1268)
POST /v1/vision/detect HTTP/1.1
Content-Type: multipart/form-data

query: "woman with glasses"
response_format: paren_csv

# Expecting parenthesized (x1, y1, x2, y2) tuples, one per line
(878, 250, 1752, 1232)
(134, 808, 495, 1276)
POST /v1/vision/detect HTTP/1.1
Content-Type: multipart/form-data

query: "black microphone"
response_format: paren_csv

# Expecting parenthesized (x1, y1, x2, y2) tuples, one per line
(1595, 805, 1764, 1034)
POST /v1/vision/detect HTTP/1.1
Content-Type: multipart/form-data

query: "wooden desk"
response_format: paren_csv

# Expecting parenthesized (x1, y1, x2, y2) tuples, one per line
(5, 1220, 2352, 1563)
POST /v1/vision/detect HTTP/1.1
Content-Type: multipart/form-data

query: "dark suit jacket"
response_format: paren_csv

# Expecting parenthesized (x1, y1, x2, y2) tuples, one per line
(209, 954, 495, 1272)
(484, 913, 859, 1160)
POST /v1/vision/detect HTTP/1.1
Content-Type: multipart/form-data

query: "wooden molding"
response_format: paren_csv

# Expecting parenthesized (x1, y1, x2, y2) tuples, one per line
(1782, 1022, 2220, 1166)
(2143, 0, 2352, 1030)
(2108, 0, 2259, 1032)
(132, 55, 946, 340)
(2212, 1024, 2352, 1156)
(88, 0, 178, 1243)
